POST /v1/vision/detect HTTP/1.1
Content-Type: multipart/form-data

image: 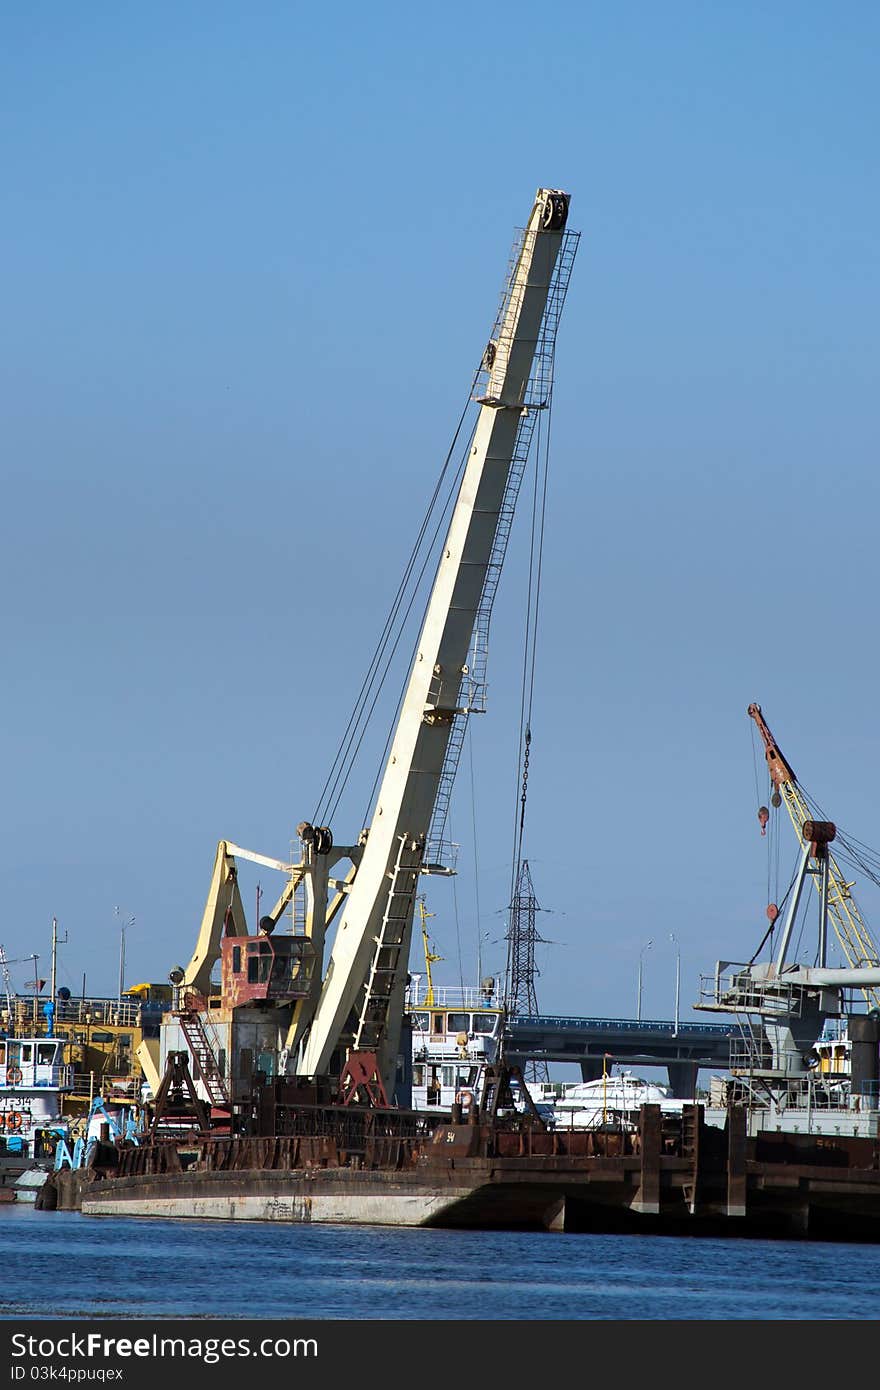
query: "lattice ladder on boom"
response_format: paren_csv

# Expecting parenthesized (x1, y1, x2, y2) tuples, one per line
(353, 833, 424, 1054)
(426, 409, 537, 860)
(424, 227, 579, 871)
(177, 1008, 230, 1108)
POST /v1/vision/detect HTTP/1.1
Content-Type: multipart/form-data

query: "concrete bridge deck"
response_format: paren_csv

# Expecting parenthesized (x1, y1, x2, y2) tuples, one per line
(505, 1015, 736, 1097)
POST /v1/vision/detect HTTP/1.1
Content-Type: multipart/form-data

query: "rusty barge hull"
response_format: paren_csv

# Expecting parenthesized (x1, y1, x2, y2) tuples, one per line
(47, 1105, 880, 1241)
(53, 1160, 880, 1241)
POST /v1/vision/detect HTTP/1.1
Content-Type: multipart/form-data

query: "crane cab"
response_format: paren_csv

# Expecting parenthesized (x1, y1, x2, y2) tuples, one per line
(220, 933, 316, 1009)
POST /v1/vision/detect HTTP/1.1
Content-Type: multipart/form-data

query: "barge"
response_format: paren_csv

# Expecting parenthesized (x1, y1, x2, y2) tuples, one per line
(45, 1079, 880, 1241)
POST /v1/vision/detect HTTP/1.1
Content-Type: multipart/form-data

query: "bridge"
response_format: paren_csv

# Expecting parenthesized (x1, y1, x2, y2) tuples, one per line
(504, 1015, 738, 1097)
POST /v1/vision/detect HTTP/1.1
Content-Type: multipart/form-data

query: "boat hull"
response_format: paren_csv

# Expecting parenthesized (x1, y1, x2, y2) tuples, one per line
(54, 1163, 576, 1229)
(43, 1104, 880, 1242)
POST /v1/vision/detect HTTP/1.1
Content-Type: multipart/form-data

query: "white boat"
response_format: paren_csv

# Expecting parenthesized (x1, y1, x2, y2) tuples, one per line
(404, 978, 556, 1126)
(0, 1034, 72, 1161)
(541, 1069, 685, 1130)
(0, 1033, 72, 1200)
(406, 978, 504, 1111)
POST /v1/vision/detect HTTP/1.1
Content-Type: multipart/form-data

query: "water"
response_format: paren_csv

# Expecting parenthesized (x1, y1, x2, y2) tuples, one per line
(3, 1205, 880, 1320)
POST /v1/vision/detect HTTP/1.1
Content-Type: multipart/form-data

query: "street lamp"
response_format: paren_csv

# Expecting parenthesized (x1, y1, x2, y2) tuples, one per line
(115, 907, 136, 1007)
(670, 933, 681, 1035)
(636, 939, 653, 1022)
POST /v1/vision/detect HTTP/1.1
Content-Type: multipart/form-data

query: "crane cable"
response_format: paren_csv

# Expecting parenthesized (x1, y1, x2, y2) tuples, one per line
(312, 377, 480, 828)
(468, 723, 484, 989)
(802, 784, 880, 889)
(358, 419, 478, 829)
(750, 722, 781, 908)
(506, 398, 553, 945)
(750, 731, 880, 973)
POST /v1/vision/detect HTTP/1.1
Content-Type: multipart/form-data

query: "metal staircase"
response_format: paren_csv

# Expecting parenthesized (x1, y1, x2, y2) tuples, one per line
(176, 1007, 230, 1108)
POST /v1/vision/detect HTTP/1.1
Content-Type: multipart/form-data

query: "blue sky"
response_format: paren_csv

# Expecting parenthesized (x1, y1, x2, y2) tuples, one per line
(2, 3, 879, 1030)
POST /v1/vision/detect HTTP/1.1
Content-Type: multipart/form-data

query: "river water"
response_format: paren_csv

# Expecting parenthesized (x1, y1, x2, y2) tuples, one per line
(2, 1204, 880, 1321)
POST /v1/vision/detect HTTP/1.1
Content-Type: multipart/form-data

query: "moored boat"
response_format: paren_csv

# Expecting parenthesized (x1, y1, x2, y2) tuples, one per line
(545, 1069, 685, 1130)
(0, 1032, 72, 1200)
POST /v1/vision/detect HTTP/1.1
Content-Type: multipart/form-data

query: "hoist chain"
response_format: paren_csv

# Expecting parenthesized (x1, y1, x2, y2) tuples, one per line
(519, 726, 531, 832)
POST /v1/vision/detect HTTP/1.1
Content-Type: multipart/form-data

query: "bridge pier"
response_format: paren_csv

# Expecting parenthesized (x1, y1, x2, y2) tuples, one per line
(578, 1060, 604, 1083)
(666, 1061, 698, 1098)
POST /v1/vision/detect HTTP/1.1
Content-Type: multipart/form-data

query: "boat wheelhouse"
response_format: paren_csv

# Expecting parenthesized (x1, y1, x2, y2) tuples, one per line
(0, 1034, 72, 1160)
(405, 978, 504, 1111)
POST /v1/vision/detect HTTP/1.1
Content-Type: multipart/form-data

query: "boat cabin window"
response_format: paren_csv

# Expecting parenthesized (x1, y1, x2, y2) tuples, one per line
(431, 1014, 445, 1035)
(410, 1012, 429, 1033)
(0, 1043, 5, 1066)
(447, 1013, 469, 1033)
(270, 943, 306, 984)
(412, 1064, 424, 1086)
(247, 942, 273, 985)
(19, 1044, 32, 1064)
(36, 1043, 58, 1066)
(473, 1013, 498, 1036)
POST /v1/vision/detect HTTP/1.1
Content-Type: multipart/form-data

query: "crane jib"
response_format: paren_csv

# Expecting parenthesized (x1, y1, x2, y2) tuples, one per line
(298, 190, 579, 1087)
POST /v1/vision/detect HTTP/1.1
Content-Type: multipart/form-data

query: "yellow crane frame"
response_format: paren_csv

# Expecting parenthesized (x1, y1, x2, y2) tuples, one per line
(749, 703, 880, 1010)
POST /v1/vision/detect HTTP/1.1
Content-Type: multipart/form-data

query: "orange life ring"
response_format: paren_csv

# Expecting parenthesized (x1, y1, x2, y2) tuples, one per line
(455, 1089, 474, 1111)
(5, 1066, 22, 1085)
(6, 1111, 22, 1132)
(0, 1113, 6, 1131)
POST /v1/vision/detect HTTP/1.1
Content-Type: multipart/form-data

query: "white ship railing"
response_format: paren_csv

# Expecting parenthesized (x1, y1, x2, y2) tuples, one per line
(0, 1062, 73, 1091)
(406, 983, 501, 1011)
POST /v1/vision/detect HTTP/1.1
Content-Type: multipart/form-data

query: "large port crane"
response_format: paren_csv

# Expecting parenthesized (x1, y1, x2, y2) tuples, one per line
(748, 702, 880, 1010)
(297, 189, 577, 1088)
(166, 189, 579, 1103)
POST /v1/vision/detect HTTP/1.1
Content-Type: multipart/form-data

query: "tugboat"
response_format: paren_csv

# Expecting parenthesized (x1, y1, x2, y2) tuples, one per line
(0, 1031, 72, 1201)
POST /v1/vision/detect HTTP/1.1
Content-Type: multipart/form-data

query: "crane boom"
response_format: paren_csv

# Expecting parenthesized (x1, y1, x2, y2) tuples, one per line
(299, 189, 577, 1086)
(748, 702, 880, 1008)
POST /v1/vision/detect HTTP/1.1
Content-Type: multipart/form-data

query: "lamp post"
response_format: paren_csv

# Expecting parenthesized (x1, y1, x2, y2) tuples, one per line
(636, 939, 653, 1022)
(670, 932, 681, 1035)
(115, 907, 136, 1008)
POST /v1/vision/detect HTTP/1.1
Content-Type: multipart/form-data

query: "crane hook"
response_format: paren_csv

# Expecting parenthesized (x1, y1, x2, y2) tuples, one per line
(758, 806, 769, 836)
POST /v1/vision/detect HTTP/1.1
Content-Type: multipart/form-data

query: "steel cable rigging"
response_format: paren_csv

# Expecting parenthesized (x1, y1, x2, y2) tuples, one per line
(312, 377, 480, 829)
(504, 400, 553, 1003)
